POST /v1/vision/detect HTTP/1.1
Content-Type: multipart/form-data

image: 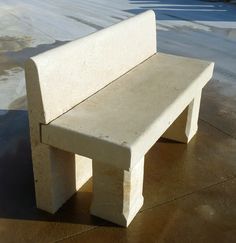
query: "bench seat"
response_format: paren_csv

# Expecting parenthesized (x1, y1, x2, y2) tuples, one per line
(41, 52, 214, 170)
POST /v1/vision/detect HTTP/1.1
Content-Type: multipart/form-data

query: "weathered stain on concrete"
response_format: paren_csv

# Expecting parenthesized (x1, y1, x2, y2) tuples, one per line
(0, 36, 57, 77)
(0, 38, 69, 110)
(4, 39, 69, 68)
(0, 54, 18, 77)
(0, 36, 33, 52)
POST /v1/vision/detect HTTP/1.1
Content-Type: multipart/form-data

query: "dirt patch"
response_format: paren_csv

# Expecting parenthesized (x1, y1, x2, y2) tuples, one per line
(0, 36, 33, 53)
(0, 37, 68, 76)
(0, 54, 18, 77)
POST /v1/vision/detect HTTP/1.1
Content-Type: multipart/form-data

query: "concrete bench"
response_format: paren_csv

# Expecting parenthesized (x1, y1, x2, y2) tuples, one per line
(25, 10, 214, 227)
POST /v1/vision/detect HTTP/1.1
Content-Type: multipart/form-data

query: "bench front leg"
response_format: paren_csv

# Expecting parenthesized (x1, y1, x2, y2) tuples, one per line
(31, 144, 76, 213)
(162, 90, 202, 143)
(91, 157, 144, 227)
(32, 144, 92, 213)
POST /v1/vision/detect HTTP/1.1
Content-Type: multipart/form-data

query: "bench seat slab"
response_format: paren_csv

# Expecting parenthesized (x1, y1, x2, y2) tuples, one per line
(41, 52, 214, 169)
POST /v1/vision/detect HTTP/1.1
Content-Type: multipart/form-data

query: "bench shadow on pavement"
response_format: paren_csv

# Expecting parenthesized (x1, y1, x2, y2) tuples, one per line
(0, 108, 117, 227)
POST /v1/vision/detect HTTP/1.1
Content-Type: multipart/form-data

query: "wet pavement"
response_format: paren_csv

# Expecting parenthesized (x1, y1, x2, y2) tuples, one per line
(0, 0, 236, 242)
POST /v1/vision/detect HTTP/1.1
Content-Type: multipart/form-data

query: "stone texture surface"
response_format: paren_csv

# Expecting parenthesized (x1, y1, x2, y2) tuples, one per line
(42, 53, 214, 170)
(91, 158, 144, 226)
(26, 10, 156, 124)
(26, 10, 213, 225)
(163, 90, 202, 143)
(24, 11, 156, 219)
(25, 59, 93, 213)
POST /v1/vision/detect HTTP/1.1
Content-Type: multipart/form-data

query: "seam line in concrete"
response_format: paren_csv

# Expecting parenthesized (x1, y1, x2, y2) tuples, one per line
(53, 226, 98, 243)
(52, 176, 236, 242)
(139, 175, 236, 213)
(200, 118, 236, 140)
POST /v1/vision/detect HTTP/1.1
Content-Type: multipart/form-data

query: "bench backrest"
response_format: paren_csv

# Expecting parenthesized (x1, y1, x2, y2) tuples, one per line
(25, 10, 157, 124)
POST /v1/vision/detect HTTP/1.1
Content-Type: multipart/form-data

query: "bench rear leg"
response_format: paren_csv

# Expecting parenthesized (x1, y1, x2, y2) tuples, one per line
(162, 90, 202, 143)
(32, 145, 92, 213)
(91, 157, 144, 227)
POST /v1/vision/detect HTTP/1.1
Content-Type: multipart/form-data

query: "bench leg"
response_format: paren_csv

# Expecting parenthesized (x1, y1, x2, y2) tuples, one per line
(32, 144, 92, 213)
(75, 154, 93, 190)
(91, 157, 144, 227)
(162, 90, 202, 143)
(32, 145, 75, 213)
